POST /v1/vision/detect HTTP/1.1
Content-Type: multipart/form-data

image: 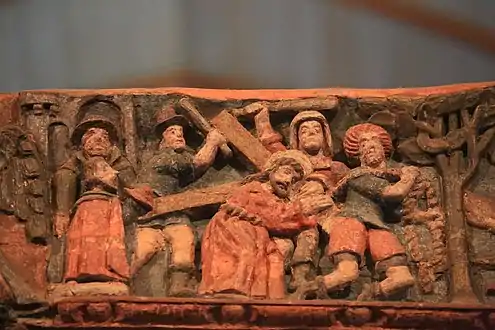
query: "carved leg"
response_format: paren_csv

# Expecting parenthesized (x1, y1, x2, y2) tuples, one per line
(272, 237, 294, 272)
(131, 227, 165, 276)
(364, 229, 414, 299)
(321, 217, 366, 292)
(292, 217, 365, 299)
(288, 228, 319, 292)
(267, 241, 287, 299)
(163, 224, 196, 297)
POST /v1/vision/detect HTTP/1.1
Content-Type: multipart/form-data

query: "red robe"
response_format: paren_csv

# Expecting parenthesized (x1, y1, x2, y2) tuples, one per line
(64, 195, 130, 282)
(199, 181, 314, 299)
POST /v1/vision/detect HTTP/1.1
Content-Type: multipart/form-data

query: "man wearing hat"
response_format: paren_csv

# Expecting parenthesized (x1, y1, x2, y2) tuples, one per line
(253, 106, 349, 292)
(199, 150, 330, 299)
(52, 97, 152, 292)
(132, 104, 227, 297)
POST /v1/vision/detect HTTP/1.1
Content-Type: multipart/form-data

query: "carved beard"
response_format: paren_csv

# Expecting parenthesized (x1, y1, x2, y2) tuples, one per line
(83, 141, 111, 158)
(360, 145, 385, 168)
(270, 177, 291, 199)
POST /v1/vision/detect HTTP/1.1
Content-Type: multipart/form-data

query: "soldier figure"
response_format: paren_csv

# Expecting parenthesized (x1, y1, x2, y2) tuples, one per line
(254, 106, 349, 291)
(133, 105, 227, 297)
(295, 123, 417, 300)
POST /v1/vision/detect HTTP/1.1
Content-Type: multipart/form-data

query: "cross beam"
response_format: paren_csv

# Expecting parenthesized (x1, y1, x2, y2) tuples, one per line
(141, 110, 272, 219)
(211, 110, 272, 171)
(139, 182, 241, 222)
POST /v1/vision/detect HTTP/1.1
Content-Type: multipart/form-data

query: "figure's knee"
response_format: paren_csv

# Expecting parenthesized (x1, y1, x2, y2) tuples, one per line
(163, 224, 196, 269)
(296, 227, 319, 250)
(368, 229, 406, 263)
(131, 227, 165, 273)
(292, 228, 319, 265)
(327, 217, 367, 265)
(334, 252, 360, 282)
(134, 227, 165, 256)
(272, 237, 294, 263)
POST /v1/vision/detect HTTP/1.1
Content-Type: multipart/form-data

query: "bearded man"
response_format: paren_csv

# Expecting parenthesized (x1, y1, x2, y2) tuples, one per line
(254, 106, 349, 291)
(295, 123, 417, 300)
(199, 150, 331, 299)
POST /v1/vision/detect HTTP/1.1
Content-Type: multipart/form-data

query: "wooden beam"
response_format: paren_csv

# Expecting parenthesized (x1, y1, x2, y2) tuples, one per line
(140, 181, 241, 221)
(211, 110, 272, 171)
(334, 0, 495, 56)
(230, 97, 339, 118)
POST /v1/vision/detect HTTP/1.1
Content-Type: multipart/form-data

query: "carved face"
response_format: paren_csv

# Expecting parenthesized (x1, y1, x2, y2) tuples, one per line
(358, 133, 386, 168)
(162, 125, 186, 151)
(298, 120, 324, 155)
(82, 128, 112, 158)
(269, 164, 299, 198)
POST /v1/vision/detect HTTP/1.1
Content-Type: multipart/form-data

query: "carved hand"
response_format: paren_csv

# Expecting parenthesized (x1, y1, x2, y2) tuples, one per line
(206, 129, 227, 147)
(299, 195, 334, 216)
(124, 187, 154, 211)
(293, 180, 326, 199)
(53, 213, 70, 238)
(254, 106, 270, 124)
(246, 101, 269, 117)
(401, 166, 420, 180)
(222, 204, 262, 224)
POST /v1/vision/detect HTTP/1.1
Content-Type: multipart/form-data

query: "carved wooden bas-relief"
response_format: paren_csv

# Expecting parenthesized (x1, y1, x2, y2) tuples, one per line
(0, 83, 495, 329)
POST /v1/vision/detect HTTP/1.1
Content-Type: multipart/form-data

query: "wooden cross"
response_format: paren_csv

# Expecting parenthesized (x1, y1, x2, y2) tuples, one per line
(142, 97, 339, 220)
(147, 111, 271, 218)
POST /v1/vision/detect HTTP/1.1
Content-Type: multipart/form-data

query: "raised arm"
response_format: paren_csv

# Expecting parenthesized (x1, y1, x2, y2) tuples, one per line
(349, 169, 418, 203)
(254, 106, 286, 153)
(193, 129, 226, 177)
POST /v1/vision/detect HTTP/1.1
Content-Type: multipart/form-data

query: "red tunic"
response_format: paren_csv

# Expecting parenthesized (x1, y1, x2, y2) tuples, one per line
(199, 181, 314, 299)
(64, 195, 130, 282)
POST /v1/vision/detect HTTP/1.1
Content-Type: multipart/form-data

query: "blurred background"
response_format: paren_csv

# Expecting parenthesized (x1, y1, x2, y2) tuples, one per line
(0, 0, 494, 92)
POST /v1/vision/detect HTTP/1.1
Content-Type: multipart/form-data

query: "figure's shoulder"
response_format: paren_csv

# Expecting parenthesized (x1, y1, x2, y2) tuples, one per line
(331, 160, 350, 172)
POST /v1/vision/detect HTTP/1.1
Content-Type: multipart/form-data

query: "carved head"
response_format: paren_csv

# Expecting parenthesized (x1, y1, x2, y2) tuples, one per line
(161, 125, 186, 151)
(72, 97, 122, 147)
(289, 111, 333, 157)
(343, 123, 392, 168)
(358, 133, 387, 167)
(263, 150, 313, 198)
(269, 164, 301, 198)
(82, 128, 113, 158)
(155, 106, 190, 151)
(298, 120, 325, 155)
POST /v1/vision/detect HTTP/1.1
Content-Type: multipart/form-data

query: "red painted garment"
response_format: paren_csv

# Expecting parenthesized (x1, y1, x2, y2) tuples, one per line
(64, 196, 130, 283)
(199, 181, 314, 299)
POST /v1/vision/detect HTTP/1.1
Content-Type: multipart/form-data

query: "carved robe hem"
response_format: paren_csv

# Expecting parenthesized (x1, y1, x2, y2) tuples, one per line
(64, 196, 130, 283)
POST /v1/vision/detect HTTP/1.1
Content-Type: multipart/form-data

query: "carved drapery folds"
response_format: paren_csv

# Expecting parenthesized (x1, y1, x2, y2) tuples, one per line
(0, 84, 494, 328)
